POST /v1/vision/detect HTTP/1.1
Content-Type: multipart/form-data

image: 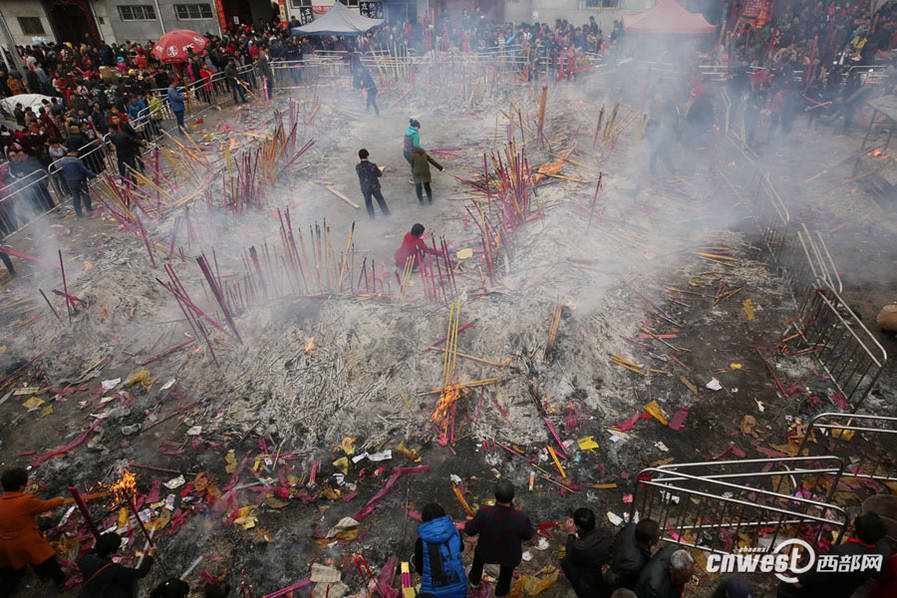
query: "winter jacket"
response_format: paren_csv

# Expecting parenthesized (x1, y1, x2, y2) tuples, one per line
(403, 126, 420, 156)
(356, 160, 382, 192)
(464, 503, 534, 567)
(634, 545, 686, 598)
(411, 147, 442, 183)
(58, 155, 96, 183)
(78, 551, 153, 598)
(167, 85, 185, 112)
(565, 527, 613, 594)
(605, 522, 652, 590)
(0, 492, 64, 569)
(394, 232, 428, 269)
(127, 99, 147, 120)
(109, 124, 143, 159)
(413, 516, 467, 598)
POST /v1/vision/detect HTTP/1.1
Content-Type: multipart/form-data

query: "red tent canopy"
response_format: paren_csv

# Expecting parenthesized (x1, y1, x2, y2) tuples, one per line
(623, 0, 716, 35)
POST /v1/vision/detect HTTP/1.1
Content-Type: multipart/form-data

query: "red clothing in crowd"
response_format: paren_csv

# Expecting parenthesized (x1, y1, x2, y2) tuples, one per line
(394, 232, 428, 269)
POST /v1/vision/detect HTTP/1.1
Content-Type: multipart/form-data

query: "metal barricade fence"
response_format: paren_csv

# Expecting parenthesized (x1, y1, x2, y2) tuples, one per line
(758, 173, 791, 265)
(794, 280, 888, 412)
(634, 458, 850, 554)
(0, 169, 56, 235)
(798, 412, 897, 484)
(774, 222, 841, 318)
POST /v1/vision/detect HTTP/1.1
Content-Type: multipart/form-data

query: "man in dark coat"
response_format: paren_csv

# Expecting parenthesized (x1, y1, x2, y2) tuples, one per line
(464, 481, 534, 597)
(605, 519, 659, 592)
(777, 512, 890, 598)
(354, 64, 379, 116)
(78, 532, 154, 598)
(634, 546, 694, 598)
(64, 123, 89, 153)
(109, 115, 144, 184)
(561, 507, 612, 598)
(355, 148, 389, 219)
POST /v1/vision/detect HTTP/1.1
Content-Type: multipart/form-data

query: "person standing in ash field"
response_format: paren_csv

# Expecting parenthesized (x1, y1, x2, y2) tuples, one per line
(403, 119, 422, 183)
(413, 503, 467, 598)
(410, 146, 445, 205)
(353, 62, 379, 116)
(0, 468, 69, 596)
(464, 481, 534, 598)
(355, 149, 389, 219)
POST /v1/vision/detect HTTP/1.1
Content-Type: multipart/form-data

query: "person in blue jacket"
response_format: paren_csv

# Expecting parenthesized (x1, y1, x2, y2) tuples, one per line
(403, 119, 421, 183)
(413, 503, 467, 598)
(127, 95, 147, 121)
(167, 80, 186, 135)
(58, 147, 96, 217)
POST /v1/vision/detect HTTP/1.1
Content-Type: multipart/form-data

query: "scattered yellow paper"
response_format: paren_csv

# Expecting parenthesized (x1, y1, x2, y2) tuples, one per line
(730, 363, 743, 369)
(193, 473, 209, 492)
(23, 397, 45, 410)
(14, 387, 40, 396)
(333, 456, 349, 475)
(233, 505, 258, 529)
(648, 456, 676, 467)
(456, 248, 474, 260)
(41, 405, 53, 417)
(743, 298, 755, 321)
(264, 495, 289, 509)
(680, 376, 699, 397)
(577, 436, 599, 451)
(643, 400, 668, 426)
(832, 428, 855, 441)
(127, 369, 153, 391)
(340, 437, 357, 455)
(225, 450, 237, 474)
(117, 507, 129, 528)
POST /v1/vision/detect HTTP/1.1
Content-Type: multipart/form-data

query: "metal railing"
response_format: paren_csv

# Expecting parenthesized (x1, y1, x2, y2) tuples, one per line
(758, 172, 791, 264)
(794, 280, 888, 412)
(799, 412, 897, 484)
(634, 458, 850, 554)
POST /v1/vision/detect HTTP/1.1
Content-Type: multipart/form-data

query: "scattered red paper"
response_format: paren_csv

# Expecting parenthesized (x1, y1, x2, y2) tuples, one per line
(352, 466, 428, 521)
(614, 413, 641, 432)
(668, 407, 689, 431)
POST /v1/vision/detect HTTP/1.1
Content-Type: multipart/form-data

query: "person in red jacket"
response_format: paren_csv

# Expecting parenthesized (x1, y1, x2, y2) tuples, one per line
(394, 223, 440, 270)
(0, 468, 68, 595)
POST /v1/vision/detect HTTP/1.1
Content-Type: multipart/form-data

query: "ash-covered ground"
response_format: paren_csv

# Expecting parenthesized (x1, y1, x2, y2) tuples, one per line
(1, 60, 895, 598)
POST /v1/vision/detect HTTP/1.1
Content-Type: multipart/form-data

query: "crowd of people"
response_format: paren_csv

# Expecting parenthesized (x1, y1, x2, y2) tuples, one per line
(2, 468, 895, 598)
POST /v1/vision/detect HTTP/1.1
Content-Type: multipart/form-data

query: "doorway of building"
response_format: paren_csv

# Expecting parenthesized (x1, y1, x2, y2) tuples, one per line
(43, 0, 100, 45)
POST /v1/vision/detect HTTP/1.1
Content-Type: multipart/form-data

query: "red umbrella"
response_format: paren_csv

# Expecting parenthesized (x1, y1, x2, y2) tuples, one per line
(151, 29, 209, 64)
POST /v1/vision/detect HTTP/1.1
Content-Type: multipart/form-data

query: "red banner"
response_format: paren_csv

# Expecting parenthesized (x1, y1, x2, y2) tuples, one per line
(214, 0, 228, 32)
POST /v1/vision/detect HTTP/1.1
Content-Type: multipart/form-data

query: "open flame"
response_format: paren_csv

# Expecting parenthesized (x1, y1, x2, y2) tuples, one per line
(105, 469, 137, 505)
(431, 385, 459, 431)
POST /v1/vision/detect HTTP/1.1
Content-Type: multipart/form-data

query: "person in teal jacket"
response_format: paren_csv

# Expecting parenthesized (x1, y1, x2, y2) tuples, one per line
(413, 503, 467, 598)
(403, 118, 421, 182)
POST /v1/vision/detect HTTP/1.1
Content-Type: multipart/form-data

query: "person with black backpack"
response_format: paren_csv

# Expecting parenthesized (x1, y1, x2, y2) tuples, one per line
(413, 503, 467, 598)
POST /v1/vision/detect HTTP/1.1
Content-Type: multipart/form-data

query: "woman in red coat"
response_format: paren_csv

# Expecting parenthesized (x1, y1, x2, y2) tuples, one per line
(0, 468, 67, 595)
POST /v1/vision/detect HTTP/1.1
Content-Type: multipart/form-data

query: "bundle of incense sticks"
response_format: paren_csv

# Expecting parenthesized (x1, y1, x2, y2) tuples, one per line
(157, 264, 220, 365)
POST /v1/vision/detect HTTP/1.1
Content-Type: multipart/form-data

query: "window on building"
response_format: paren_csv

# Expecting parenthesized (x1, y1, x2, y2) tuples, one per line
(584, 0, 619, 7)
(174, 4, 214, 20)
(117, 5, 157, 21)
(17, 17, 45, 35)
(290, 0, 312, 6)
(337, 0, 360, 6)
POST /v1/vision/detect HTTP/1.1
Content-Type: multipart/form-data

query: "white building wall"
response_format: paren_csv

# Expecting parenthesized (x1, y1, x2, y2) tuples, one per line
(0, 1, 56, 45)
(506, 0, 652, 31)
